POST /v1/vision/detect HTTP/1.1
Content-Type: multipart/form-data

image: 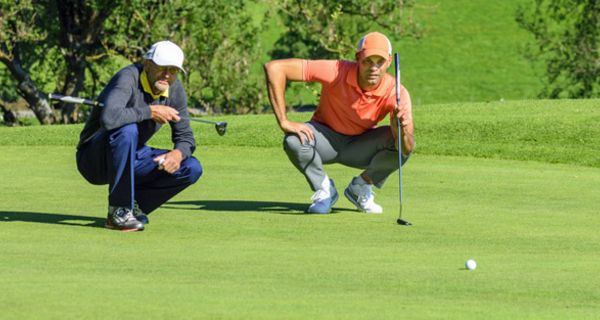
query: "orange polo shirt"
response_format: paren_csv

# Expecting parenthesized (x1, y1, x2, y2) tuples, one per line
(302, 59, 411, 136)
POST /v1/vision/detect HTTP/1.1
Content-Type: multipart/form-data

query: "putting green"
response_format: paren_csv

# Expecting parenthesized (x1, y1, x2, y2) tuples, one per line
(1, 145, 598, 319)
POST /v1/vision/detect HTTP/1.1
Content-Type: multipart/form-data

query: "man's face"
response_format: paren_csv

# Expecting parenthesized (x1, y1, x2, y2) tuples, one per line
(144, 60, 179, 93)
(357, 54, 390, 89)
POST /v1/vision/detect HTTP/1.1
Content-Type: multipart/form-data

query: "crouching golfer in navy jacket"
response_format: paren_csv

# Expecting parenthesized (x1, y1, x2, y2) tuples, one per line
(76, 41, 202, 232)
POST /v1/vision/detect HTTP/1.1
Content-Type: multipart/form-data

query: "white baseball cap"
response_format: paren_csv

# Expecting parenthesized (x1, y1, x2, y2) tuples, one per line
(143, 40, 186, 73)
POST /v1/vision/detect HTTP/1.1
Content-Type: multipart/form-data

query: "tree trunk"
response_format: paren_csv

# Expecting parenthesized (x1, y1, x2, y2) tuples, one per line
(0, 45, 56, 125)
(56, 0, 115, 123)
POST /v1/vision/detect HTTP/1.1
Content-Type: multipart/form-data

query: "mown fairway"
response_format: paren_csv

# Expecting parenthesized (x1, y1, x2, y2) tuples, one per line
(1, 100, 598, 319)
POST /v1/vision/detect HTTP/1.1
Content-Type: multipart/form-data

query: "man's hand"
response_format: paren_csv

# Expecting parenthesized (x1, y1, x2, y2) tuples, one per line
(391, 102, 415, 155)
(393, 103, 412, 128)
(150, 105, 180, 124)
(280, 119, 315, 145)
(154, 149, 183, 174)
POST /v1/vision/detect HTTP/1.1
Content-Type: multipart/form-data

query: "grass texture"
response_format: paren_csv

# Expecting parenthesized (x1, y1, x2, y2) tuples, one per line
(1, 100, 599, 318)
(1, 146, 598, 319)
(2, 99, 598, 167)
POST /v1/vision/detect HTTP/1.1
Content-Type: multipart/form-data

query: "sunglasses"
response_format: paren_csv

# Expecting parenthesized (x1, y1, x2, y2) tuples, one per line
(149, 62, 179, 75)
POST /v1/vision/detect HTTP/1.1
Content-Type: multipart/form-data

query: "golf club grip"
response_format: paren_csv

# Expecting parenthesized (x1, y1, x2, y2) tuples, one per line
(394, 54, 401, 106)
(48, 93, 103, 107)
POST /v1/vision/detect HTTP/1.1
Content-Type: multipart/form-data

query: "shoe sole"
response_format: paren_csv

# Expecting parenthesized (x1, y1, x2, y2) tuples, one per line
(344, 188, 382, 214)
(105, 221, 144, 232)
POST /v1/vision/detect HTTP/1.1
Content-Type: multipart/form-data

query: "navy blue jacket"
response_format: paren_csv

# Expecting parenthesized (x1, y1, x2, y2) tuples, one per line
(78, 64, 195, 158)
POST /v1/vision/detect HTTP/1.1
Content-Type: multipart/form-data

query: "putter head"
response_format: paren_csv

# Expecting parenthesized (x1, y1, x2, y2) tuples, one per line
(215, 122, 227, 136)
(397, 218, 412, 226)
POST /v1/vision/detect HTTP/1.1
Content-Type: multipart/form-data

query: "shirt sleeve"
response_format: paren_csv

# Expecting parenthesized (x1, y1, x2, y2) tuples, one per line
(302, 60, 341, 84)
(100, 69, 152, 130)
(169, 83, 196, 158)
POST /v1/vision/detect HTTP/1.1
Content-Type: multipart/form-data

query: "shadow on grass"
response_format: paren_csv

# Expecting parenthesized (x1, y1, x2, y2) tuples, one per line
(0, 211, 105, 229)
(166, 200, 353, 215)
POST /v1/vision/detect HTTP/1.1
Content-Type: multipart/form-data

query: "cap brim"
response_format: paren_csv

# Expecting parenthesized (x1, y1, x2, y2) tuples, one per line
(147, 59, 186, 74)
(358, 49, 391, 60)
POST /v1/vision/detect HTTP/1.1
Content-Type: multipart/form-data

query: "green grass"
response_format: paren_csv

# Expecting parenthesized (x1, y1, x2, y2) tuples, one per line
(1, 146, 599, 319)
(1, 100, 599, 318)
(2, 99, 598, 167)
(397, 0, 543, 105)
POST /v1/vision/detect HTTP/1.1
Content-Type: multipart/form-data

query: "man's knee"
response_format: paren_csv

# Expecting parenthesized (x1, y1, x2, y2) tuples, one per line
(182, 157, 203, 184)
(283, 134, 315, 162)
(283, 134, 302, 152)
(108, 123, 138, 145)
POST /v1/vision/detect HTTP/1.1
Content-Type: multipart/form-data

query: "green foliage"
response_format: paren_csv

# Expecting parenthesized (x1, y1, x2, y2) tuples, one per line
(0, 0, 268, 118)
(0, 0, 48, 44)
(269, 0, 422, 60)
(0, 0, 56, 101)
(78, 0, 269, 114)
(516, 0, 600, 98)
(178, 0, 267, 113)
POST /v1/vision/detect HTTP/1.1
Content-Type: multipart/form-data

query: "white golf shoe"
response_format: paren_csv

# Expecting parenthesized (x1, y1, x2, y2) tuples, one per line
(307, 179, 338, 214)
(344, 177, 383, 214)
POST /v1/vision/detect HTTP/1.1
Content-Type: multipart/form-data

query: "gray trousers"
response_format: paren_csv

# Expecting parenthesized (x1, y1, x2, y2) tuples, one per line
(283, 121, 409, 191)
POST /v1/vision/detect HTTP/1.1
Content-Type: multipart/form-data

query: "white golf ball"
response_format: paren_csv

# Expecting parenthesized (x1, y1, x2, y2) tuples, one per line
(466, 259, 477, 270)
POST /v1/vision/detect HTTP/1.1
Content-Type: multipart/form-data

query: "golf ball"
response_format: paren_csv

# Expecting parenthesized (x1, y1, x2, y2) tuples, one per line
(466, 259, 477, 270)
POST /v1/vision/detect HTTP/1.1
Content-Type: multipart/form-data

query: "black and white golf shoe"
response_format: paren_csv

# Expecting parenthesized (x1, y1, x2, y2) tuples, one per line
(105, 206, 144, 232)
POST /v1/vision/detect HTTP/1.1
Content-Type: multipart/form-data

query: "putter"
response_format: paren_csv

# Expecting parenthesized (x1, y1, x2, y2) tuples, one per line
(48, 93, 227, 135)
(394, 53, 411, 226)
(189, 118, 227, 136)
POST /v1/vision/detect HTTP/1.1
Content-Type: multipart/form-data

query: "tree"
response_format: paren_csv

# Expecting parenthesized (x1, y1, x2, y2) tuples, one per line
(54, 0, 119, 123)
(516, 0, 600, 98)
(269, 0, 422, 60)
(0, 0, 56, 124)
(0, 0, 268, 125)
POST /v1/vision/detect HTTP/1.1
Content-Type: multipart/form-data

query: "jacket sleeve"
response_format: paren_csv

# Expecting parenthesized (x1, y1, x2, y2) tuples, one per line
(169, 83, 196, 158)
(100, 69, 152, 130)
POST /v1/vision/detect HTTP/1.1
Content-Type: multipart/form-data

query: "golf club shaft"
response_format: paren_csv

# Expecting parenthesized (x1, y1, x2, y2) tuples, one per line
(48, 93, 103, 107)
(48, 93, 222, 126)
(394, 53, 409, 225)
(189, 118, 220, 125)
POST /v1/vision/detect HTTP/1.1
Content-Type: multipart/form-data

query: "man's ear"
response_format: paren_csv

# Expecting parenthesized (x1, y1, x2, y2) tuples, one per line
(384, 56, 392, 69)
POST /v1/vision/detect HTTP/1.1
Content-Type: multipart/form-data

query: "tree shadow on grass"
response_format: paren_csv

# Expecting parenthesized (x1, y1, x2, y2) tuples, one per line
(0, 211, 105, 229)
(166, 200, 354, 215)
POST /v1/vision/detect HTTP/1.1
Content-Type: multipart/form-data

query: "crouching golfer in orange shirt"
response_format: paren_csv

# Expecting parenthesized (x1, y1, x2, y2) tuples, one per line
(264, 32, 415, 214)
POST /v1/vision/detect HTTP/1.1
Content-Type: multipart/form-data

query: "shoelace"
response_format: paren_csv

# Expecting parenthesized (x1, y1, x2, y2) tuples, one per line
(311, 189, 331, 202)
(115, 208, 135, 222)
(133, 202, 144, 216)
(356, 185, 375, 205)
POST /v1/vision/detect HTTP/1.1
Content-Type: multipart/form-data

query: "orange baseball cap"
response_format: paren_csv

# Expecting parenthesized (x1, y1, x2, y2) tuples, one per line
(356, 32, 392, 60)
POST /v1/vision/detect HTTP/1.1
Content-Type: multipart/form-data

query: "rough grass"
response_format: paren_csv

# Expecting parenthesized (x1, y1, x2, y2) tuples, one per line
(2, 99, 598, 167)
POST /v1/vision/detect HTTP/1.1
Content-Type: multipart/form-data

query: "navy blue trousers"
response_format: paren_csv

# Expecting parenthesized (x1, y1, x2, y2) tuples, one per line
(76, 123, 202, 214)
